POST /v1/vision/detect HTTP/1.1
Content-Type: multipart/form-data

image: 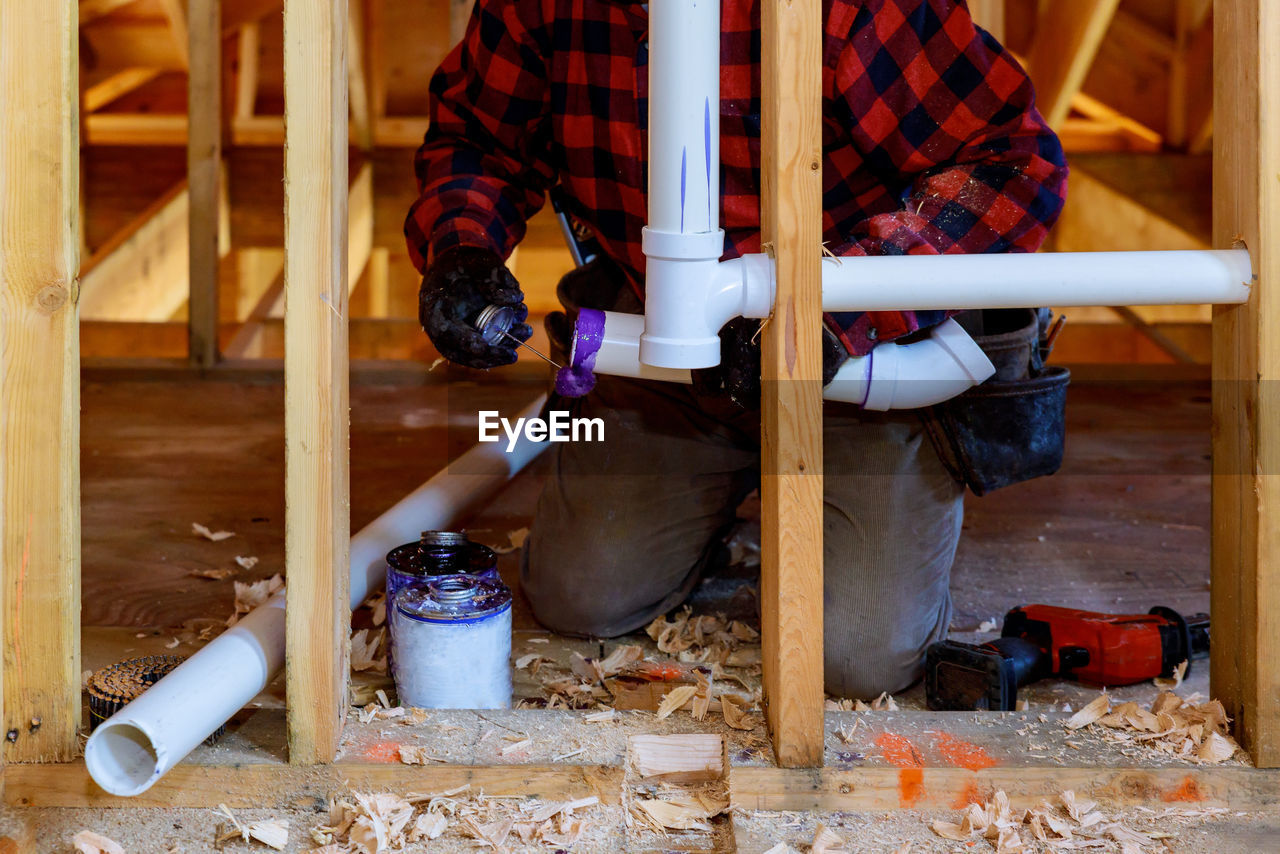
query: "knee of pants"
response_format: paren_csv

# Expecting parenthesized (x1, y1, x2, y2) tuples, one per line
(522, 532, 657, 638)
(822, 597, 951, 699)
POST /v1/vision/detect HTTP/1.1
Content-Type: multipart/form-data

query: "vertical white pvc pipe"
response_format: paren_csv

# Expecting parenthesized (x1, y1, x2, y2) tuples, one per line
(647, 0, 720, 235)
(85, 395, 549, 796)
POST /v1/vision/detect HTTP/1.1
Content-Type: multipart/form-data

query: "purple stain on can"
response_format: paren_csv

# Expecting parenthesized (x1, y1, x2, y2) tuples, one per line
(554, 308, 606, 397)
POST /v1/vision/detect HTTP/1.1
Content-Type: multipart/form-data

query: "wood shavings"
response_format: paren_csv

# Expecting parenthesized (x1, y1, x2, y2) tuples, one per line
(729, 620, 759, 641)
(499, 737, 531, 756)
(599, 643, 643, 675)
(235, 555, 259, 570)
(490, 527, 530, 554)
(691, 670, 712, 721)
(193, 522, 236, 541)
(632, 794, 727, 832)
(1154, 659, 1189, 689)
(401, 706, 428, 725)
(164, 637, 180, 649)
(1065, 689, 1242, 763)
(245, 819, 289, 850)
(977, 618, 999, 633)
(229, 574, 284, 626)
(870, 691, 898, 711)
(1065, 693, 1111, 729)
(656, 684, 698, 720)
(762, 844, 799, 854)
(398, 745, 443, 765)
(360, 591, 386, 627)
(720, 693, 756, 731)
(407, 811, 447, 842)
(585, 707, 616, 722)
(461, 815, 515, 850)
(810, 823, 848, 853)
(190, 567, 236, 580)
(835, 719, 859, 743)
(350, 627, 387, 674)
(72, 831, 125, 854)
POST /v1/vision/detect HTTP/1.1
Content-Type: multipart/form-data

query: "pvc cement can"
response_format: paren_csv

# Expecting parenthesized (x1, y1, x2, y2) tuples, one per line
(390, 574, 512, 709)
(385, 530, 500, 599)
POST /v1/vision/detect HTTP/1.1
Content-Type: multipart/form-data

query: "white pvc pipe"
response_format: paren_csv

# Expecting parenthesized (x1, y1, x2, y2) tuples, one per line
(647, 0, 719, 235)
(591, 312, 995, 409)
(85, 394, 550, 797)
(818, 249, 1253, 310)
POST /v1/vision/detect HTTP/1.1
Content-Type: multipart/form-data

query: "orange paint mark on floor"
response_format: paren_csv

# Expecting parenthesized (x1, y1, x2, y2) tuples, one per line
(934, 732, 999, 771)
(1162, 775, 1206, 803)
(953, 779, 984, 809)
(363, 741, 402, 763)
(875, 731, 924, 768)
(898, 767, 925, 807)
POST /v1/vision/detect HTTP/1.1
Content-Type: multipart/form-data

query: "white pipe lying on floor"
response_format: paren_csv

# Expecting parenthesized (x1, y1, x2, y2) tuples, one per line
(586, 310, 995, 410)
(84, 394, 550, 797)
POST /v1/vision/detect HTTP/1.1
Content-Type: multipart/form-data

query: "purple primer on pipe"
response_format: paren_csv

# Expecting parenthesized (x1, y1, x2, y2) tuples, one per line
(679, 147, 687, 232)
(554, 308, 606, 397)
(704, 97, 712, 230)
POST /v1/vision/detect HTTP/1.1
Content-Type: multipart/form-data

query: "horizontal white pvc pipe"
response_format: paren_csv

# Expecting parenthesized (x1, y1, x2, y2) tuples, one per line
(818, 249, 1253, 311)
(593, 312, 995, 409)
(85, 395, 550, 797)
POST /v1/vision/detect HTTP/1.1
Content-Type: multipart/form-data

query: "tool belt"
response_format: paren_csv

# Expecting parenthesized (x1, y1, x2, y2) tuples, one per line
(923, 308, 1070, 496)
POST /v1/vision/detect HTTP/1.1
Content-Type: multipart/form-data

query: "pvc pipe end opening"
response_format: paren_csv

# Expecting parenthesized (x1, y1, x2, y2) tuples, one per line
(86, 721, 162, 796)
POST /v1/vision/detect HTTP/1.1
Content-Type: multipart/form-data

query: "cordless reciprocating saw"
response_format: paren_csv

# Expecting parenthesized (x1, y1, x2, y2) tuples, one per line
(925, 604, 1210, 711)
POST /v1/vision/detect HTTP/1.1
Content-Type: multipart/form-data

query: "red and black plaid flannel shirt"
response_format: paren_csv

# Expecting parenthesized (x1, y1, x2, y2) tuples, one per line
(405, 0, 1068, 356)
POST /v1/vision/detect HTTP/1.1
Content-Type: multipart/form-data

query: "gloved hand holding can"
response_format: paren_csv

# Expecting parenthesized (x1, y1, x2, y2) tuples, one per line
(419, 245, 533, 369)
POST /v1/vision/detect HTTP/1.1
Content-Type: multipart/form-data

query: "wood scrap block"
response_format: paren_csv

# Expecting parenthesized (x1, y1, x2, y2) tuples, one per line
(629, 734, 726, 783)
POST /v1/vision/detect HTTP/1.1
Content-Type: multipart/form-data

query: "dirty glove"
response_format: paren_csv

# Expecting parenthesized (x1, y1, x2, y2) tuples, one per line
(691, 318, 848, 409)
(419, 246, 532, 369)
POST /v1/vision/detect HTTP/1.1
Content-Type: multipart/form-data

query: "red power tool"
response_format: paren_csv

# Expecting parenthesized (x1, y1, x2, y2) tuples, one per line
(925, 604, 1210, 711)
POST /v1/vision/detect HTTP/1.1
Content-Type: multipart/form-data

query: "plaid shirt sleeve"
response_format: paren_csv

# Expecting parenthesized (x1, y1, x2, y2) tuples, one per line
(403, 0, 555, 273)
(822, 0, 1069, 356)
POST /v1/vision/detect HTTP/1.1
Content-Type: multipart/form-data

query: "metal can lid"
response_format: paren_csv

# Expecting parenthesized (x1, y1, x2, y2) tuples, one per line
(386, 530, 497, 578)
(395, 573, 512, 623)
(472, 304, 516, 345)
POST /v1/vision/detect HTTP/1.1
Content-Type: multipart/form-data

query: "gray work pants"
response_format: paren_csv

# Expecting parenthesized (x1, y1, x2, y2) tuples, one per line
(520, 372, 964, 698)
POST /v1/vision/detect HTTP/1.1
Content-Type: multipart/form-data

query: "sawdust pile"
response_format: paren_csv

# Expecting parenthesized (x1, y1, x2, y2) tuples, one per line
(825, 691, 898, 712)
(1063, 691, 1241, 763)
(306, 785, 599, 853)
(227, 573, 284, 627)
(628, 784, 729, 834)
(928, 789, 1229, 853)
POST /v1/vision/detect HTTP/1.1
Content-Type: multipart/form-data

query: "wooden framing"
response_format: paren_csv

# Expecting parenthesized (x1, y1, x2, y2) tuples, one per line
(282, 0, 351, 764)
(188, 0, 222, 367)
(3, 0, 1279, 813)
(1026, 0, 1122, 129)
(1210, 0, 1280, 768)
(0, 0, 82, 762)
(759, 0, 825, 767)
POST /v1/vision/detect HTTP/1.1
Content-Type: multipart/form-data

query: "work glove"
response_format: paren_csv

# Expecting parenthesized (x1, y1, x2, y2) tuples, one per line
(419, 246, 532, 369)
(691, 317, 848, 409)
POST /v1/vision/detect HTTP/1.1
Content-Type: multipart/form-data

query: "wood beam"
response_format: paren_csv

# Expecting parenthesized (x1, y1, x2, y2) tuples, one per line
(84, 113, 188, 145)
(367, 0, 386, 121)
(760, 0, 824, 768)
(1026, 0, 1122, 129)
(348, 0, 373, 150)
(235, 22, 261, 121)
(1211, 0, 1280, 768)
(189, 0, 222, 367)
(449, 0, 475, 45)
(157, 0, 191, 68)
(82, 67, 163, 113)
(283, 0, 350, 764)
(79, 181, 191, 321)
(79, 0, 142, 26)
(1, 0, 82, 762)
(966, 0, 1005, 42)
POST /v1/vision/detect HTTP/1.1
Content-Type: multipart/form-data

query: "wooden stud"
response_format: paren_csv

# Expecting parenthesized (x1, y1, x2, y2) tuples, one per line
(1026, 0, 1122, 129)
(82, 67, 164, 114)
(188, 0, 222, 367)
(348, 0, 373, 151)
(966, 0, 1006, 42)
(157, 0, 191, 68)
(235, 22, 262, 121)
(759, 0, 824, 768)
(449, 0, 475, 45)
(0, 0, 82, 762)
(1211, 0, 1280, 767)
(283, 0, 351, 764)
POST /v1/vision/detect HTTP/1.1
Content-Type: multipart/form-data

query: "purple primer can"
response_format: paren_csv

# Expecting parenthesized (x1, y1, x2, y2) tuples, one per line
(390, 574, 513, 709)
(385, 530, 500, 601)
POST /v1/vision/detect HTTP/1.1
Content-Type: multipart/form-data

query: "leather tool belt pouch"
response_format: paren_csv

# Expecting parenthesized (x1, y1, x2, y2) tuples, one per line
(923, 308, 1070, 496)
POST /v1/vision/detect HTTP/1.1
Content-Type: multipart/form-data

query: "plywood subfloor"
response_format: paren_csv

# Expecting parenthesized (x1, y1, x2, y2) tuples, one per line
(80, 368, 1213, 710)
